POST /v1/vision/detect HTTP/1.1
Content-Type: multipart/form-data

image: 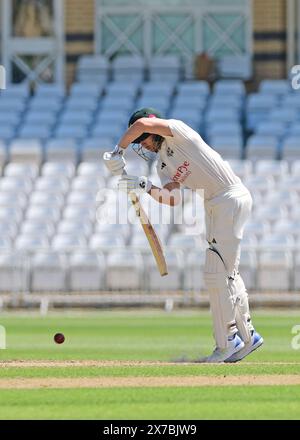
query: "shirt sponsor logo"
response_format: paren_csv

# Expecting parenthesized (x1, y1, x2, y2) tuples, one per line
(161, 162, 167, 170)
(172, 160, 191, 183)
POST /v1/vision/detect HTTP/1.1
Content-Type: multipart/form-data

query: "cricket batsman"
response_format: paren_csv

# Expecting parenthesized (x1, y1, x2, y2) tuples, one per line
(103, 107, 263, 363)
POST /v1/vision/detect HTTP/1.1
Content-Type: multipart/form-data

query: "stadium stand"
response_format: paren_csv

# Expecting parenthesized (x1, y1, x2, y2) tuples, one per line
(1, 67, 300, 295)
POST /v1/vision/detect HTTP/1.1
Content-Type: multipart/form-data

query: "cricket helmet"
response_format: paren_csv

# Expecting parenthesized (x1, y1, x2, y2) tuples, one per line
(128, 107, 163, 144)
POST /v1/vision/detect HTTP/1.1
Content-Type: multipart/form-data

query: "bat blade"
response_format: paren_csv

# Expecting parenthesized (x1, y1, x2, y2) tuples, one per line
(129, 193, 168, 276)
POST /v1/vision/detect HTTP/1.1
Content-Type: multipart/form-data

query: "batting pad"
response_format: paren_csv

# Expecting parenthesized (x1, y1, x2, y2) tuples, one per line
(229, 273, 254, 343)
(204, 248, 237, 349)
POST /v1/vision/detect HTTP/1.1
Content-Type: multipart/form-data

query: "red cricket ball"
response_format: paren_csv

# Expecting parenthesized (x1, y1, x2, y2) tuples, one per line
(54, 333, 65, 344)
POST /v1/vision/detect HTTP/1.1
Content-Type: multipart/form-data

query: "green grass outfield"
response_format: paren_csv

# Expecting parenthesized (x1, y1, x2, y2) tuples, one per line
(0, 309, 300, 419)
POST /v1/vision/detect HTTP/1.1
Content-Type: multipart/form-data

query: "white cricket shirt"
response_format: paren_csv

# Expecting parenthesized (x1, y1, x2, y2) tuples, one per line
(157, 119, 241, 200)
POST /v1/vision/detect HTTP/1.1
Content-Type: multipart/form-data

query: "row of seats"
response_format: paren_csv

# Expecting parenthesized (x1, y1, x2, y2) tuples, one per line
(1, 136, 300, 165)
(0, 248, 298, 292)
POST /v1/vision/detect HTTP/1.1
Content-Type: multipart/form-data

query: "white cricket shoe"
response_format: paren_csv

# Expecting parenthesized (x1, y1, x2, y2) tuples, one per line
(196, 334, 245, 363)
(224, 331, 263, 363)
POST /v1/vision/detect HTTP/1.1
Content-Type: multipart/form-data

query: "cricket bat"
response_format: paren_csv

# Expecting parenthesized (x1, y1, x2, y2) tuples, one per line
(129, 191, 168, 276)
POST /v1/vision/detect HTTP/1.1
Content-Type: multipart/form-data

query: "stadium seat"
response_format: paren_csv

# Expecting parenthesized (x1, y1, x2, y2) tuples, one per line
(210, 136, 243, 159)
(0, 124, 16, 141)
(281, 136, 300, 161)
(63, 205, 95, 222)
(35, 176, 70, 195)
(168, 111, 202, 132)
(176, 81, 210, 98)
(0, 83, 29, 99)
(0, 252, 28, 292)
(206, 124, 243, 143)
(60, 110, 93, 126)
(267, 108, 297, 124)
(259, 233, 295, 251)
(57, 220, 93, 239)
(28, 96, 62, 113)
(227, 159, 253, 179)
(273, 219, 300, 239)
(291, 160, 300, 176)
(213, 79, 246, 96)
(4, 163, 39, 181)
(41, 161, 76, 180)
(243, 220, 271, 240)
(217, 55, 252, 80)
(76, 55, 109, 83)
(246, 93, 279, 130)
(167, 233, 202, 251)
(89, 233, 125, 250)
(280, 175, 300, 194)
(183, 250, 206, 291)
(111, 55, 145, 82)
(70, 82, 104, 98)
(293, 252, 300, 290)
(135, 96, 170, 115)
(0, 237, 12, 249)
(26, 206, 61, 224)
(255, 121, 287, 138)
(45, 139, 78, 163)
(77, 161, 107, 177)
(18, 124, 52, 140)
(54, 124, 88, 141)
(0, 97, 27, 113)
(9, 139, 43, 165)
(30, 192, 64, 210)
(23, 110, 57, 127)
(31, 251, 67, 291)
(257, 251, 292, 291)
(254, 206, 289, 224)
(69, 251, 105, 291)
(0, 112, 21, 128)
(67, 191, 96, 207)
(0, 176, 33, 196)
(71, 175, 105, 192)
(245, 135, 279, 161)
(51, 234, 87, 251)
(35, 84, 65, 99)
(239, 250, 257, 290)
(81, 137, 116, 162)
(20, 221, 56, 240)
(265, 190, 298, 210)
(0, 221, 18, 241)
(148, 55, 182, 82)
(100, 96, 134, 113)
(147, 250, 183, 290)
(254, 160, 289, 180)
(106, 249, 144, 290)
(0, 141, 7, 168)
(259, 79, 291, 96)
(15, 234, 49, 250)
(174, 94, 206, 110)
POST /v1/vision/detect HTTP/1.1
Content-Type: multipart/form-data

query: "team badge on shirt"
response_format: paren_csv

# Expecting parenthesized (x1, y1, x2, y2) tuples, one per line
(166, 147, 174, 157)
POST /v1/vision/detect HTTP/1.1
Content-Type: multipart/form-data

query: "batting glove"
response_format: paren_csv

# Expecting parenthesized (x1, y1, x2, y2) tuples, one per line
(103, 145, 126, 176)
(118, 175, 152, 195)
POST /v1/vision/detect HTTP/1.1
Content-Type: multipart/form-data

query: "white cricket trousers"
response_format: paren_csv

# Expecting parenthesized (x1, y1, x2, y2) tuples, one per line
(203, 184, 254, 349)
